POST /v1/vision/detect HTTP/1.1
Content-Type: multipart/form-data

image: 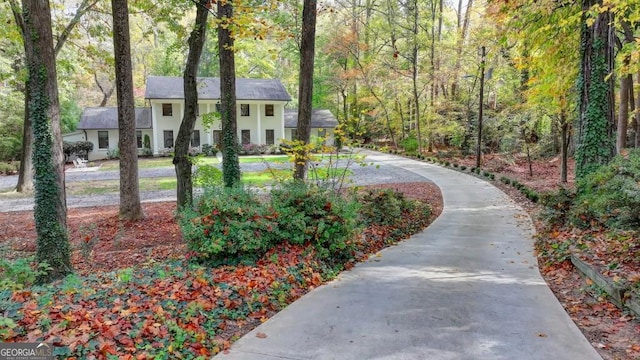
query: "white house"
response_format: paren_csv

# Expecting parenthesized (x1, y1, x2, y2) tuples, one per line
(74, 76, 338, 160)
(76, 107, 152, 160)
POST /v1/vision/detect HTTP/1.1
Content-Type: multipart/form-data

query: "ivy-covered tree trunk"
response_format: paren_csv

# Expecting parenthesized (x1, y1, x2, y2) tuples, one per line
(575, 0, 615, 179)
(23, 0, 72, 282)
(218, 0, 240, 187)
(112, 0, 143, 221)
(293, 0, 318, 180)
(174, 0, 208, 207)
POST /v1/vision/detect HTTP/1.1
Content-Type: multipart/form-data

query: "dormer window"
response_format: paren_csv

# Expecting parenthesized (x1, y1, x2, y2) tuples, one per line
(162, 103, 173, 116)
(241, 104, 250, 116)
(265, 104, 274, 116)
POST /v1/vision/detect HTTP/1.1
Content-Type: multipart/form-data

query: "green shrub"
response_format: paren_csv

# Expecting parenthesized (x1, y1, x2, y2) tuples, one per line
(271, 182, 361, 263)
(143, 134, 151, 150)
(500, 176, 511, 185)
(359, 189, 412, 227)
(180, 186, 277, 264)
(460, 165, 467, 171)
(453, 163, 459, 168)
(539, 188, 575, 227)
(106, 147, 120, 160)
(571, 150, 640, 229)
(522, 188, 539, 203)
(193, 164, 223, 187)
(444, 161, 451, 167)
(400, 137, 418, 153)
(0, 162, 19, 175)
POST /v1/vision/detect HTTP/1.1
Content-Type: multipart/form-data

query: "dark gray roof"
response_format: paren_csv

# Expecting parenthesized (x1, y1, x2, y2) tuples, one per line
(77, 107, 152, 129)
(284, 109, 339, 129)
(145, 76, 292, 101)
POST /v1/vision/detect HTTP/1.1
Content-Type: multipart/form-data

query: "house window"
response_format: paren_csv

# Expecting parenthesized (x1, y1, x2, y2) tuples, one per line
(240, 104, 250, 116)
(163, 130, 174, 148)
(213, 130, 221, 146)
(241, 129, 251, 145)
(191, 130, 200, 147)
(136, 130, 142, 149)
(265, 104, 274, 116)
(291, 129, 298, 141)
(162, 103, 173, 116)
(265, 129, 275, 145)
(98, 131, 109, 149)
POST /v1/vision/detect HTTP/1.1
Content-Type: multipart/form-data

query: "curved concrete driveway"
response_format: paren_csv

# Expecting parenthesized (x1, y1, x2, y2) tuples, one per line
(214, 151, 601, 360)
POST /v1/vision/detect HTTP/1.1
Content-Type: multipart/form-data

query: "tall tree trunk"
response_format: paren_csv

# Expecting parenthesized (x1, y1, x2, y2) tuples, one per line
(294, 0, 318, 180)
(635, 71, 640, 147)
(12, 0, 97, 192)
(616, 66, 631, 154)
(23, 0, 72, 282)
(451, 0, 473, 99)
(576, 0, 615, 179)
(629, 74, 636, 147)
(410, 0, 422, 154)
(560, 108, 569, 184)
(17, 93, 33, 192)
(174, 0, 208, 207)
(112, 0, 143, 220)
(9, 0, 33, 192)
(218, 0, 240, 187)
(94, 73, 115, 107)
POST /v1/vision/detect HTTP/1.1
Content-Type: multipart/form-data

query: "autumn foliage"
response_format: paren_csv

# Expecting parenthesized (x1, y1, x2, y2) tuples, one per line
(1, 182, 440, 358)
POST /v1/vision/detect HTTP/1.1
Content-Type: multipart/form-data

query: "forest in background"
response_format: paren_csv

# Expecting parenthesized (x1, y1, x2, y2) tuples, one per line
(1, 0, 635, 176)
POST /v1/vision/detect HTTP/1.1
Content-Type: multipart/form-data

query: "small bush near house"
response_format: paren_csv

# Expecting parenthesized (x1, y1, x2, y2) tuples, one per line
(106, 147, 120, 160)
(201, 144, 218, 156)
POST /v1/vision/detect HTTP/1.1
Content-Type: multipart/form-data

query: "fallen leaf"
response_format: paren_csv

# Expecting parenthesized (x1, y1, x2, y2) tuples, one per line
(256, 332, 267, 339)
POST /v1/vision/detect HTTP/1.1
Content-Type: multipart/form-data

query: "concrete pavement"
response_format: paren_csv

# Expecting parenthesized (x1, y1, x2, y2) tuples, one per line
(213, 151, 601, 360)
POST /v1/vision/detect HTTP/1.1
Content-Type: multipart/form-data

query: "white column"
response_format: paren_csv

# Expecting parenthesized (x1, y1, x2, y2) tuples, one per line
(206, 103, 213, 145)
(256, 103, 262, 144)
(152, 102, 160, 156)
(281, 104, 285, 143)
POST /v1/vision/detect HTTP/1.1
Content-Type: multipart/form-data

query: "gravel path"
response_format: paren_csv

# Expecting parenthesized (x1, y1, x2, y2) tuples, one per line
(0, 153, 430, 212)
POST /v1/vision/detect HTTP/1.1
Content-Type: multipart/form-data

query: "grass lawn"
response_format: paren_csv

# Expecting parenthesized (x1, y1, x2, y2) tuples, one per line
(98, 155, 290, 171)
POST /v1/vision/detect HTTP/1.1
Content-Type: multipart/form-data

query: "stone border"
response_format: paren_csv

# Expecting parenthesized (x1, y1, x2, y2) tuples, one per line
(571, 254, 640, 316)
